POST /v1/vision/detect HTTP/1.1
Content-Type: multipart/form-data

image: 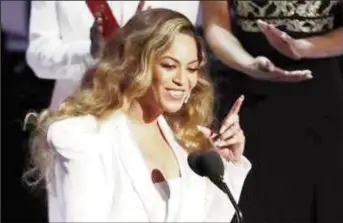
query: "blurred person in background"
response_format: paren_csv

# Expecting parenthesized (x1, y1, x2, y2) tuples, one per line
(202, 1, 343, 223)
(26, 1, 199, 110)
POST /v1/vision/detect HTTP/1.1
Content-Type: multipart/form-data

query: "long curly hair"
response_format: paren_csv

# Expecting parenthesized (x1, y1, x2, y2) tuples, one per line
(23, 8, 215, 188)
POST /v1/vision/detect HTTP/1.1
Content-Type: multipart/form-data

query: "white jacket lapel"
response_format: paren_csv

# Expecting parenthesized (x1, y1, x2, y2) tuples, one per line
(157, 116, 206, 222)
(108, 113, 164, 221)
(102, 113, 207, 221)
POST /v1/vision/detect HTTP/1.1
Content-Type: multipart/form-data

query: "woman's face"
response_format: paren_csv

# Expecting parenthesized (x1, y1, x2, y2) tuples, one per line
(150, 33, 199, 113)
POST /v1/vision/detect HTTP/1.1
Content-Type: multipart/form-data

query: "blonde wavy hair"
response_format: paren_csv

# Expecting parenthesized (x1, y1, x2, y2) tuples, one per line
(23, 8, 215, 188)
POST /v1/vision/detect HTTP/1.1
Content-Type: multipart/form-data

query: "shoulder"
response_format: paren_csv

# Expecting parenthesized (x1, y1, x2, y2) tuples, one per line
(48, 111, 127, 138)
(47, 112, 127, 159)
(48, 114, 99, 138)
(47, 115, 103, 159)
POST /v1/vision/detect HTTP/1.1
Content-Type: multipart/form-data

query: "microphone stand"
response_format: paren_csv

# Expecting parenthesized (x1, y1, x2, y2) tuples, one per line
(212, 177, 243, 223)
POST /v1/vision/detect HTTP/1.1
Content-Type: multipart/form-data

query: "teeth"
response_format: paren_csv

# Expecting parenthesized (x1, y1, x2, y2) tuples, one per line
(168, 90, 184, 99)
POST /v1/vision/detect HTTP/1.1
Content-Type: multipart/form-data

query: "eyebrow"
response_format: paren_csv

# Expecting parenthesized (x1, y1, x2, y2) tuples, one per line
(161, 56, 199, 65)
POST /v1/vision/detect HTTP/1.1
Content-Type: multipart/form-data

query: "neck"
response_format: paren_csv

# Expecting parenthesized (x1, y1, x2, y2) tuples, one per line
(126, 97, 163, 126)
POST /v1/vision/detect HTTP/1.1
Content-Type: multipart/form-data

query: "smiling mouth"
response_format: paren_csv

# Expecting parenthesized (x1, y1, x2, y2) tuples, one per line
(167, 89, 185, 99)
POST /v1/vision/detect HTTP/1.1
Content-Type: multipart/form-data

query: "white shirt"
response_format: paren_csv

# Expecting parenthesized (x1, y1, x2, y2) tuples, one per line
(26, 1, 200, 109)
(47, 111, 251, 222)
(153, 178, 182, 222)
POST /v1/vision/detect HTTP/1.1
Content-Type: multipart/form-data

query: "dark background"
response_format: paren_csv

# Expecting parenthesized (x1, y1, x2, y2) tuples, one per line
(2, 2, 49, 221)
(2, 32, 52, 223)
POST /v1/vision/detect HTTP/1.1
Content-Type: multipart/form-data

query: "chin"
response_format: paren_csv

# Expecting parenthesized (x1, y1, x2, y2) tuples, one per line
(161, 101, 184, 113)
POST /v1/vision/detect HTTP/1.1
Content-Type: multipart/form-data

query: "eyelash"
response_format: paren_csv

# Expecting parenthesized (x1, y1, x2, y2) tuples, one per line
(188, 68, 199, 73)
(161, 64, 199, 73)
(161, 64, 176, 70)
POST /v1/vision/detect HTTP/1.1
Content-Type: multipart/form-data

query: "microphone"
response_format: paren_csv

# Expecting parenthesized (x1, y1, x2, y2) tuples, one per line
(188, 150, 243, 223)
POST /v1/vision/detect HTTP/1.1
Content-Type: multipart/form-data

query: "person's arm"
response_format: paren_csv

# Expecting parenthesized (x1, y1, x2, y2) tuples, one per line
(201, 0, 312, 82)
(298, 27, 343, 58)
(201, 0, 255, 75)
(26, 1, 95, 81)
(47, 116, 111, 221)
(257, 19, 343, 60)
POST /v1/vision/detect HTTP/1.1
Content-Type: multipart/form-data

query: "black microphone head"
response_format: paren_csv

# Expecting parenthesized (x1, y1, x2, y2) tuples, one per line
(187, 150, 224, 180)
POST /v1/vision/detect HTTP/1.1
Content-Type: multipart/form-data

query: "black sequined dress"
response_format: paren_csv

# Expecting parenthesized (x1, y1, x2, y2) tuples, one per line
(217, 1, 343, 222)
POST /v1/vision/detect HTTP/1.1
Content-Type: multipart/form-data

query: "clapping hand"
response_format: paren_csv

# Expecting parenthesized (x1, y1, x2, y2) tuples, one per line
(90, 12, 105, 58)
(246, 56, 312, 82)
(257, 19, 311, 61)
(243, 20, 314, 82)
(198, 96, 245, 164)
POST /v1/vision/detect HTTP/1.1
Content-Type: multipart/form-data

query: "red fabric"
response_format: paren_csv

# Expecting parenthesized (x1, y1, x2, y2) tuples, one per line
(86, 1, 145, 39)
(137, 0, 145, 12)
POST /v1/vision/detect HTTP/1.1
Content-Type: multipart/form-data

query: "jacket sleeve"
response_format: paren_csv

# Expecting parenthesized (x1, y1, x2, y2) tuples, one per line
(222, 156, 252, 202)
(47, 116, 112, 222)
(26, 1, 95, 81)
(204, 156, 251, 222)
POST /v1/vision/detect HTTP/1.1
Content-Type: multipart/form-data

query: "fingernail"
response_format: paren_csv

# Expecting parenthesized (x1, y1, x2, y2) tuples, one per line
(256, 20, 265, 29)
(219, 126, 225, 134)
(197, 125, 212, 137)
(281, 32, 287, 39)
(214, 140, 225, 147)
(257, 19, 265, 25)
(214, 140, 221, 147)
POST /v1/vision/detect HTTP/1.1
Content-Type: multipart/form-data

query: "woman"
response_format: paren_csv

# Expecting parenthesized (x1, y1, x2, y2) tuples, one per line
(24, 9, 251, 222)
(202, 1, 343, 223)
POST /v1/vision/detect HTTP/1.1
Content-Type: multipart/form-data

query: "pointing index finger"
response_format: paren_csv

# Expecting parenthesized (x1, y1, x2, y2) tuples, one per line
(219, 95, 244, 134)
(229, 95, 245, 116)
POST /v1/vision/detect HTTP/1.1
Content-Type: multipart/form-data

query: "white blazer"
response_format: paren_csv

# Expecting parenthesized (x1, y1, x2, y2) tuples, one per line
(47, 111, 251, 222)
(26, 1, 200, 109)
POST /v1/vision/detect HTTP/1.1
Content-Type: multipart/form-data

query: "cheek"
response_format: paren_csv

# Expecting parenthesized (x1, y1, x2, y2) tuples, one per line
(153, 66, 172, 84)
(151, 68, 170, 94)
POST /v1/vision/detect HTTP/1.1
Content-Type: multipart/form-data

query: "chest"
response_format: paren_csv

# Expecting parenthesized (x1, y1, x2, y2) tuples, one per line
(132, 126, 180, 180)
(99, 115, 211, 221)
(108, 156, 207, 222)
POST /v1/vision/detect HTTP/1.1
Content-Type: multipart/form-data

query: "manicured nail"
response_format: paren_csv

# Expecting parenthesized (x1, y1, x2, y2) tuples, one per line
(197, 125, 211, 137)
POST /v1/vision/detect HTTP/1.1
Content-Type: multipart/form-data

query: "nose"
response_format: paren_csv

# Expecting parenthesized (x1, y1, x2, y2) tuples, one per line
(173, 68, 188, 86)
